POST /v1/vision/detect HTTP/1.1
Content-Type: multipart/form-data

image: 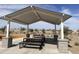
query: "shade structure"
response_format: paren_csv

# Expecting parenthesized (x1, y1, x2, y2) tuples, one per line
(0, 5, 72, 51)
(1, 6, 71, 25)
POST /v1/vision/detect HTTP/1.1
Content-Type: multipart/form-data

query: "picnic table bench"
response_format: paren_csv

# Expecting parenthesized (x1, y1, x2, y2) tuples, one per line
(19, 36, 45, 50)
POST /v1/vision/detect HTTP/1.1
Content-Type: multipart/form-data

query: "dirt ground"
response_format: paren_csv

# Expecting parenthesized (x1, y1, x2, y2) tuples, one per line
(69, 46, 79, 54)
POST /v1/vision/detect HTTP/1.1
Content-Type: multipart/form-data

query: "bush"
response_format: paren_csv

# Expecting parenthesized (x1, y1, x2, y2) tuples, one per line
(75, 42, 79, 46)
(29, 29, 33, 32)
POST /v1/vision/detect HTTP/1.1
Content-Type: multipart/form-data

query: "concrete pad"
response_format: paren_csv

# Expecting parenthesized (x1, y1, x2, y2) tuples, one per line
(0, 38, 71, 54)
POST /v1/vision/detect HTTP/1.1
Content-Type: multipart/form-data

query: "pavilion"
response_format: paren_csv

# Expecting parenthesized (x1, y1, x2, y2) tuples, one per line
(0, 6, 71, 53)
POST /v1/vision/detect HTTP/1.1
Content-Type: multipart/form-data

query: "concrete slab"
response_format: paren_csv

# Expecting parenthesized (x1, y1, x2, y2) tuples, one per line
(0, 38, 71, 54)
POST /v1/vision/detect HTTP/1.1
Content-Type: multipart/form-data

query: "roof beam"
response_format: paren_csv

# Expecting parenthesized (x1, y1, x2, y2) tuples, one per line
(31, 6, 40, 20)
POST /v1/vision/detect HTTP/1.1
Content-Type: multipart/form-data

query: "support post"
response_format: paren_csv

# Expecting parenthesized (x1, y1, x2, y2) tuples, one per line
(2, 20, 12, 48)
(26, 24, 30, 38)
(27, 24, 29, 34)
(55, 24, 56, 35)
(58, 14, 69, 53)
(6, 20, 10, 38)
(54, 24, 58, 42)
(61, 17, 64, 40)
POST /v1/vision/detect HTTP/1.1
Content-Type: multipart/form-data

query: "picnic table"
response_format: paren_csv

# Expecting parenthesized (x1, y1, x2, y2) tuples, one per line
(19, 36, 45, 50)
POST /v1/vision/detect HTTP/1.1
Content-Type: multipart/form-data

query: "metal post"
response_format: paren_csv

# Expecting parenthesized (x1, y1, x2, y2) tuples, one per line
(2, 20, 12, 48)
(6, 20, 10, 38)
(61, 14, 64, 40)
(27, 24, 29, 34)
(55, 24, 56, 35)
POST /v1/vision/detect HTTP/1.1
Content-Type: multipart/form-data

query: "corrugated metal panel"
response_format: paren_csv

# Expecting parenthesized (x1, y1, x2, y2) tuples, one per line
(2, 6, 71, 25)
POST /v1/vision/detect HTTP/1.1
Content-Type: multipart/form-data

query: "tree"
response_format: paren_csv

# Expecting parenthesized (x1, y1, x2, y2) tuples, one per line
(29, 29, 33, 32)
(34, 29, 38, 32)
(42, 29, 45, 33)
(59, 26, 72, 39)
(64, 26, 70, 37)
(0, 26, 6, 34)
(20, 27, 26, 31)
(20, 27, 26, 34)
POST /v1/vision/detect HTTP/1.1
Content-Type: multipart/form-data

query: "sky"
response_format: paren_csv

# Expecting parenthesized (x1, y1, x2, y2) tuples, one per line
(0, 4, 79, 30)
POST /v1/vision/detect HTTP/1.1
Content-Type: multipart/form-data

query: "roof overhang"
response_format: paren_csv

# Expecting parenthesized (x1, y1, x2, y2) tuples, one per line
(1, 6, 72, 25)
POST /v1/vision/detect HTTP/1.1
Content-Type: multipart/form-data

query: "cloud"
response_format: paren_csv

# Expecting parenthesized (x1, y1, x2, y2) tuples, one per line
(64, 17, 79, 30)
(61, 7, 79, 17)
(0, 9, 13, 16)
(0, 4, 28, 10)
(0, 4, 30, 17)
(72, 17, 79, 23)
(61, 8, 72, 15)
(73, 14, 79, 16)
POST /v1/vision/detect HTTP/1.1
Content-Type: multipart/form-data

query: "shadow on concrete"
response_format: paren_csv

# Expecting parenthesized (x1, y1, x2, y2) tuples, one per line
(24, 46, 43, 50)
(45, 38, 57, 45)
(11, 44, 19, 47)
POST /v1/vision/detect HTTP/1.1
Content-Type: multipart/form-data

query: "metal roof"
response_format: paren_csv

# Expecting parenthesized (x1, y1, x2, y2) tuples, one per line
(2, 6, 72, 25)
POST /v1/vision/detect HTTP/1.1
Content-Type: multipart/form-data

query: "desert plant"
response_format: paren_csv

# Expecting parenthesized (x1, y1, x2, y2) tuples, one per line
(75, 42, 79, 46)
(20, 27, 26, 31)
(29, 29, 33, 32)
(59, 26, 72, 38)
(42, 29, 45, 33)
(34, 29, 38, 32)
(0, 26, 6, 34)
(64, 26, 72, 36)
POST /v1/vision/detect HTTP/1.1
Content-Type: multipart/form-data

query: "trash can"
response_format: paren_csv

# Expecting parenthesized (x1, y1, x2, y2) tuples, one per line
(54, 35, 58, 42)
(2, 37, 13, 48)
